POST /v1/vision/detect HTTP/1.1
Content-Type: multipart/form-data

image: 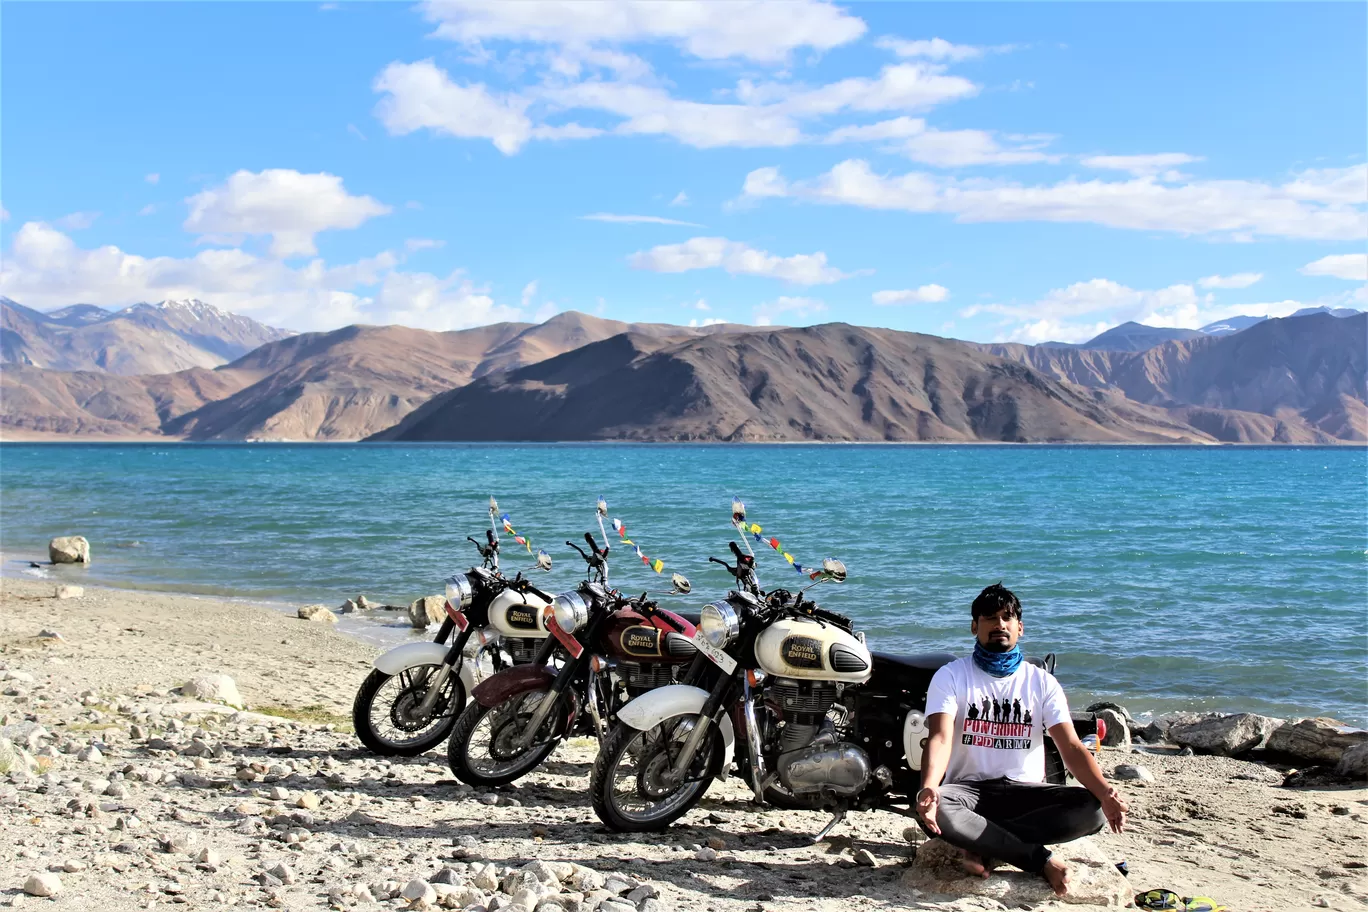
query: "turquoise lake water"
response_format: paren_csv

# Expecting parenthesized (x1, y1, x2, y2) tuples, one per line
(2, 443, 1365, 725)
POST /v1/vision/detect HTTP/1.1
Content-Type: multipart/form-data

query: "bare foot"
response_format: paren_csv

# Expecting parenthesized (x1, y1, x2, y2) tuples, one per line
(1042, 856, 1070, 896)
(958, 849, 989, 879)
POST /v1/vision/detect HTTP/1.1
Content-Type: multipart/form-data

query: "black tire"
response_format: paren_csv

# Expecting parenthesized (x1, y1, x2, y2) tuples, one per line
(590, 716, 719, 832)
(446, 689, 562, 787)
(352, 666, 464, 757)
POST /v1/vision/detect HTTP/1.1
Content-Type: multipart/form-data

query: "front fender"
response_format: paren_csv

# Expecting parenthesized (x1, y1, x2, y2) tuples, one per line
(471, 664, 557, 708)
(617, 684, 735, 778)
(374, 642, 449, 676)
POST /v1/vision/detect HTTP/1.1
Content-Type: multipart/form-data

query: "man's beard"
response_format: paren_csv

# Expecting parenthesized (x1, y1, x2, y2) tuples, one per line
(981, 637, 1013, 653)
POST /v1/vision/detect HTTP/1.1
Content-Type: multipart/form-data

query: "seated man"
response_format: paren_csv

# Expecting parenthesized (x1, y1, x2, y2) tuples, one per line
(915, 583, 1128, 897)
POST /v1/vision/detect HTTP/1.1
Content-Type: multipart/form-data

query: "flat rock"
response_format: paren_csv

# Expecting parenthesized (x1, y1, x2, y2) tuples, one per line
(55, 585, 85, 599)
(1114, 763, 1155, 782)
(1268, 718, 1368, 765)
(1169, 712, 1282, 757)
(902, 836, 1129, 906)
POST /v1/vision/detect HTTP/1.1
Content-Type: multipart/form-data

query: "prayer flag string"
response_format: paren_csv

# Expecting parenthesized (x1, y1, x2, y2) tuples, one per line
(731, 497, 831, 581)
(611, 516, 666, 574)
(499, 512, 534, 554)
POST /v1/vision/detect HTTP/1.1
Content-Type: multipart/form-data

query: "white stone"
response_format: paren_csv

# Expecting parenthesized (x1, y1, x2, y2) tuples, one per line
(409, 595, 446, 629)
(23, 872, 63, 896)
(298, 604, 338, 624)
(182, 675, 244, 709)
(902, 836, 1129, 907)
(55, 585, 84, 599)
(49, 536, 90, 564)
(402, 879, 437, 903)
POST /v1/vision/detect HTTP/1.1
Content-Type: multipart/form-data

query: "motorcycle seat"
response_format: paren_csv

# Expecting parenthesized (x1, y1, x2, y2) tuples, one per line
(872, 651, 957, 673)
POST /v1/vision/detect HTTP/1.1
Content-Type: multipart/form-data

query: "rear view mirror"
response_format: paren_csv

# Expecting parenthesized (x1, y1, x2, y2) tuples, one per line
(596, 496, 609, 517)
(536, 549, 553, 571)
(671, 573, 691, 595)
(821, 558, 847, 582)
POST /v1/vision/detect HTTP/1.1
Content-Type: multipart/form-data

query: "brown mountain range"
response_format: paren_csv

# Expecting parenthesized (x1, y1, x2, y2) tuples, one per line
(1, 310, 1363, 444)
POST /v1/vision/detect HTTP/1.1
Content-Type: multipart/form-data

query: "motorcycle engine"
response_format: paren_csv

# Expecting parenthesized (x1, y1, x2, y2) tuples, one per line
(767, 678, 872, 798)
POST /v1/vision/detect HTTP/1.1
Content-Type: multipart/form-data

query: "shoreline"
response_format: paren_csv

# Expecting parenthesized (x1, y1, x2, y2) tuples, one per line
(0, 574, 1363, 911)
(4, 435, 1365, 447)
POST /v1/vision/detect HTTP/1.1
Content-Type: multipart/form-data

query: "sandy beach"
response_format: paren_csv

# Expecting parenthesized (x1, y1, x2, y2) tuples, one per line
(1, 575, 1364, 911)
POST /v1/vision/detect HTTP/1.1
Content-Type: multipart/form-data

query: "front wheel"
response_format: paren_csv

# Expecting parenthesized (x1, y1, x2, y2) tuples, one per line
(590, 716, 719, 832)
(352, 666, 464, 756)
(446, 689, 562, 786)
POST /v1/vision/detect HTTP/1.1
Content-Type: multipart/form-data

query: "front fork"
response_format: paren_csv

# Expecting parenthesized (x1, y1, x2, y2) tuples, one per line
(668, 670, 740, 782)
(413, 623, 472, 716)
(513, 653, 583, 750)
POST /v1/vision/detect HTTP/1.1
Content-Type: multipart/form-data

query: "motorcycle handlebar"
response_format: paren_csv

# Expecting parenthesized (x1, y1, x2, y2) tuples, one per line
(708, 555, 737, 575)
(566, 540, 592, 562)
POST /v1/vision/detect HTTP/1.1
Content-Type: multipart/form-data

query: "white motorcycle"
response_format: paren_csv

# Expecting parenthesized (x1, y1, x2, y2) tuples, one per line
(352, 499, 555, 756)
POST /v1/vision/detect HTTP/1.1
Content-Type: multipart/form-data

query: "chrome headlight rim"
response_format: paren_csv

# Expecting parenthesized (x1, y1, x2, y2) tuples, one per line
(551, 591, 590, 634)
(700, 600, 740, 649)
(445, 574, 474, 609)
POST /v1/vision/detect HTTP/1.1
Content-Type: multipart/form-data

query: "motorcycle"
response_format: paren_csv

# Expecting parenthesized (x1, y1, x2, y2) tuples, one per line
(352, 498, 555, 756)
(590, 505, 1066, 836)
(446, 501, 699, 787)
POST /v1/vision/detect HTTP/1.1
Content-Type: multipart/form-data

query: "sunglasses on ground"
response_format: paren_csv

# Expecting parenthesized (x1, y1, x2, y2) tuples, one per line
(1135, 890, 1226, 912)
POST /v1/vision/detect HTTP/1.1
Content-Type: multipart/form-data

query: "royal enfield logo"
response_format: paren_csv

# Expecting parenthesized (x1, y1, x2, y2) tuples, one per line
(621, 627, 661, 656)
(781, 635, 823, 670)
(507, 607, 538, 630)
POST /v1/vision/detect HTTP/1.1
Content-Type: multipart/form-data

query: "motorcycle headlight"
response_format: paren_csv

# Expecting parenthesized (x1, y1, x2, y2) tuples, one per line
(445, 574, 474, 609)
(550, 591, 589, 634)
(699, 600, 739, 649)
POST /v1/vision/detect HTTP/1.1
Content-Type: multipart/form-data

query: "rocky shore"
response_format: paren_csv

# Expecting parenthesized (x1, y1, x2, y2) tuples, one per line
(1, 576, 1364, 911)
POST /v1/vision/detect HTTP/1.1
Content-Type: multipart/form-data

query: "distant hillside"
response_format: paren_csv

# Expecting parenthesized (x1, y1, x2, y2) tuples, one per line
(0, 297, 293, 375)
(371, 324, 1221, 444)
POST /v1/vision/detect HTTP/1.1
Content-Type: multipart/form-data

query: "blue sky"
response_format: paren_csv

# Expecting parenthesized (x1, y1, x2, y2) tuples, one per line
(2, 1, 1364, 342)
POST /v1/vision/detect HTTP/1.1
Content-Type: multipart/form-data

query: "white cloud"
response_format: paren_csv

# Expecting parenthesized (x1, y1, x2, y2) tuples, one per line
(875, 37, 988, 62)
(741, 63, 977, 116)
(1081, 153, 1203, 176)
(754, 294, 826, 325)
(137, 204, 157, 217)
(347, 123, 368, 141)
(1300, 253, 1368, 281)
(689, 316, 727, 327)
(581, 213, 703, 226)
(521, 280, 539, 309)
(670, 191, 689, 207)
(628, 237, 850, 285)
(692, 298, 709, 311)
(404, 238, 446, 251)
(1003, 318, 1113, 345)
(825, 118, 1054, 166)
(0, 205, 8, 222)
(825, 116, 926, 143)
(873, 285, 949, 305)
(373, 60, 537, 155)
(145, 173, 160, 185)
(0, 221, 518, 333)
(56, 211, 100, 230)
(1197, 272, 1262, 289)
(421, 0, 868, 64)
(740, 160, 1368, 241)
(184, 169, 390, 258)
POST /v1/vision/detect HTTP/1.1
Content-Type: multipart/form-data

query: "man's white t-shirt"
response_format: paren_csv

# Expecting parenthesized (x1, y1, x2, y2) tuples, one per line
(925, 656, 1071, 784)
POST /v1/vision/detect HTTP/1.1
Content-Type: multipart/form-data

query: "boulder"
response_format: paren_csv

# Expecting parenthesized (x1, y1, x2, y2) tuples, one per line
(1168, 713, 1282, 757)
(23, 872, 63, 897)
(355, 595, 372, 610)
(297, 604, 337, 624)
(337, 599, 358, 614)
(1336, 743, 1368, 779)
(409, 595, 445, 629)
(182, 674, 244, 709)
(902, 836, 1129, 906)
(1094, 709, 1131, 749)
(1269, 718, 1368, 766)
(0, 737, 40, 776)
(55, 585, 84, 599)
(48, 536, 90, 564)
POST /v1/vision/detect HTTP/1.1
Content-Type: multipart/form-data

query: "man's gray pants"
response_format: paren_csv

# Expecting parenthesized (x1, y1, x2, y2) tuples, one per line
(918, 778, 1105, 874)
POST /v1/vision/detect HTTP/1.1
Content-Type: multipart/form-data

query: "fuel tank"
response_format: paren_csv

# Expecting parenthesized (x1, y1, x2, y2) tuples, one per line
(487, 588, 552, 639)
(602, 608, 698, 664)
(755, 617, 872, 683)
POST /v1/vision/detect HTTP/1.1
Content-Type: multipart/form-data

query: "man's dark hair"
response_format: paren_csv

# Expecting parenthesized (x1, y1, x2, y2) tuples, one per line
(971, 582, 1021, 620)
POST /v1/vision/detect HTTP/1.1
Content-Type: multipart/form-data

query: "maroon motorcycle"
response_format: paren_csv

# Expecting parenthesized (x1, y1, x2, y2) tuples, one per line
(445, 527, 698, 787)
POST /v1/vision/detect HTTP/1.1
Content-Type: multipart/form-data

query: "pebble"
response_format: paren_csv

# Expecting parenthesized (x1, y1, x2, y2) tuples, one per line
(23, 872, 63, 897)
(266, 862, 295, 885)
(61, 860, 87, 873)
(402, 878, 437, 903)
(693, 847, 718, 862)
(76, 745, 103, 763)
(853, 848, 877, 866)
